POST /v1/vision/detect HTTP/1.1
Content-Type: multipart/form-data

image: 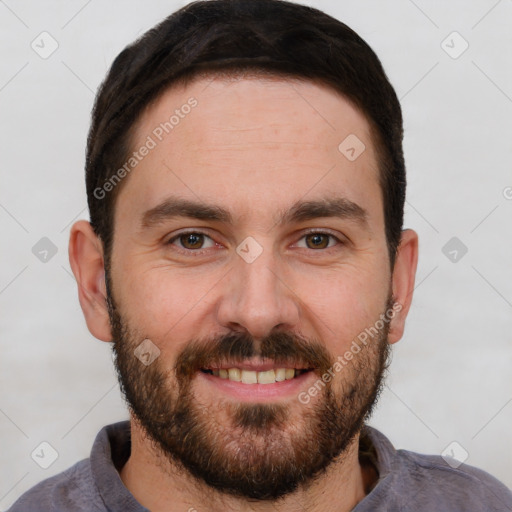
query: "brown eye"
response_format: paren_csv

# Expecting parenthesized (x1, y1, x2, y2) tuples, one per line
(179, 233, 205, 249)
(305, 233, 331, 249)
(167, 231, 217, 253)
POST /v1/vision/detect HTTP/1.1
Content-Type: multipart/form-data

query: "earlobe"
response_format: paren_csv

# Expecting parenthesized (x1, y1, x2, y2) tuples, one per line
(68, 220, 112, 342)
(388, 229, 419, 345)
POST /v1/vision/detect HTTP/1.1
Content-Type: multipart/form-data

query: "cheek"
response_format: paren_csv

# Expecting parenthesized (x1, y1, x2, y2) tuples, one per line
(113, 263, 220, 345)
(297, 265, 389, 353)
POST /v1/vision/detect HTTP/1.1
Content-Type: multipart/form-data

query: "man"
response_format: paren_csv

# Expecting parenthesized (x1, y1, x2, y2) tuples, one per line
(9, 0, 512, 510)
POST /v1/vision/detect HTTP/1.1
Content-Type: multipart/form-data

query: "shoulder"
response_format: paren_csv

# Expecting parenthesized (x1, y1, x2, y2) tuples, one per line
(362, 426, 512, 512)
(396, 448, 512, 510)
(7, 458, 106, 512)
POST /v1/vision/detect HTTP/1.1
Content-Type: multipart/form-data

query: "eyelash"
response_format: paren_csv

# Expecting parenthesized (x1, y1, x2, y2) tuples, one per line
(166, 229, 344, 256)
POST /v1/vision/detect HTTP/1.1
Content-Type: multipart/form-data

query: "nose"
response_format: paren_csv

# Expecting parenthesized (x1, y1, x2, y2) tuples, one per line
(215, 244, 300, 340)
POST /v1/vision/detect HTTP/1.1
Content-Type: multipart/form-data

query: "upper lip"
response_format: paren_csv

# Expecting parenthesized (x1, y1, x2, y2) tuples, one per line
(202, 360, 311, 372)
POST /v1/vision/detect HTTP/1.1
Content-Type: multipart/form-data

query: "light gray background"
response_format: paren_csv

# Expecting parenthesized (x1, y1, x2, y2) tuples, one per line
(1, 0, 511, 509)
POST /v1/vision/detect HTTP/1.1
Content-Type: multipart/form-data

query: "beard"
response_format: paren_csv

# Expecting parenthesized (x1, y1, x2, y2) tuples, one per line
(107, 274, 392, 501)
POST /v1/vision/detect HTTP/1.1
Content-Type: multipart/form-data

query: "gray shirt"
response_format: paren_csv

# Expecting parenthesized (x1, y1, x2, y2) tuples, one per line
(8, 420, 512, 511)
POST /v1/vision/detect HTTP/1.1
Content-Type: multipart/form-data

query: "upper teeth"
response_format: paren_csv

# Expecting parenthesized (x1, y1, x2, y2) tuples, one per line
(212, 368, 297, 384)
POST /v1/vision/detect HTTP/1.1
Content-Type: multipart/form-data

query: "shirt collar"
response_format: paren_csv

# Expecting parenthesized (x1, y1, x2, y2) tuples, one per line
(90, 420, 149, 512)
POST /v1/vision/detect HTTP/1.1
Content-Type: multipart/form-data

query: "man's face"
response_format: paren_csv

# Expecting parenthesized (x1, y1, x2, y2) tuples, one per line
(107, 77, 394, 499)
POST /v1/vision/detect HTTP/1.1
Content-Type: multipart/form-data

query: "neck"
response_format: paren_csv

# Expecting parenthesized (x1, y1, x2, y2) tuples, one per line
(119, 418, 376, 512)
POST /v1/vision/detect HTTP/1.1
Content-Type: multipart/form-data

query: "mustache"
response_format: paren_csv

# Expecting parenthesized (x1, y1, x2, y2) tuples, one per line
(175, 331, 333, 380)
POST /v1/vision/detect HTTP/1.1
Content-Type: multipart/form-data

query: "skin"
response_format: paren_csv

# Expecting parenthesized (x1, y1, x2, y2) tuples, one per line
(69, 76, 418, 512)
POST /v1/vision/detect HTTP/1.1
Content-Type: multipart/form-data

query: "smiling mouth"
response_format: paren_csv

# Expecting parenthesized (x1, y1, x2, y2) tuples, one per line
(200, 367, 312, 384)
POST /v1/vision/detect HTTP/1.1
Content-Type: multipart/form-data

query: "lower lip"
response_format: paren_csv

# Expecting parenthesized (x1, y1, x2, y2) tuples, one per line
(196, 370, 316, 402)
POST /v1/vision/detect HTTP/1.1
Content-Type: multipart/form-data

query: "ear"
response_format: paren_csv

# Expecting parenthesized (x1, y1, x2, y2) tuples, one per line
(388, 229, 419, 344)
(68, 220, 112, 342)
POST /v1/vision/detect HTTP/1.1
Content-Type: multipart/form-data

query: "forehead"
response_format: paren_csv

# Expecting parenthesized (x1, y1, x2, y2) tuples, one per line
(120, 75, 382, 227)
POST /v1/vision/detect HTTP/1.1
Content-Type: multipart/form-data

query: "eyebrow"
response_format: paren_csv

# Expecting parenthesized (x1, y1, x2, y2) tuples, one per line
(280, 197, 368, 227)
(141, 198, 233, 228)
(141, 196, 368, 229)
